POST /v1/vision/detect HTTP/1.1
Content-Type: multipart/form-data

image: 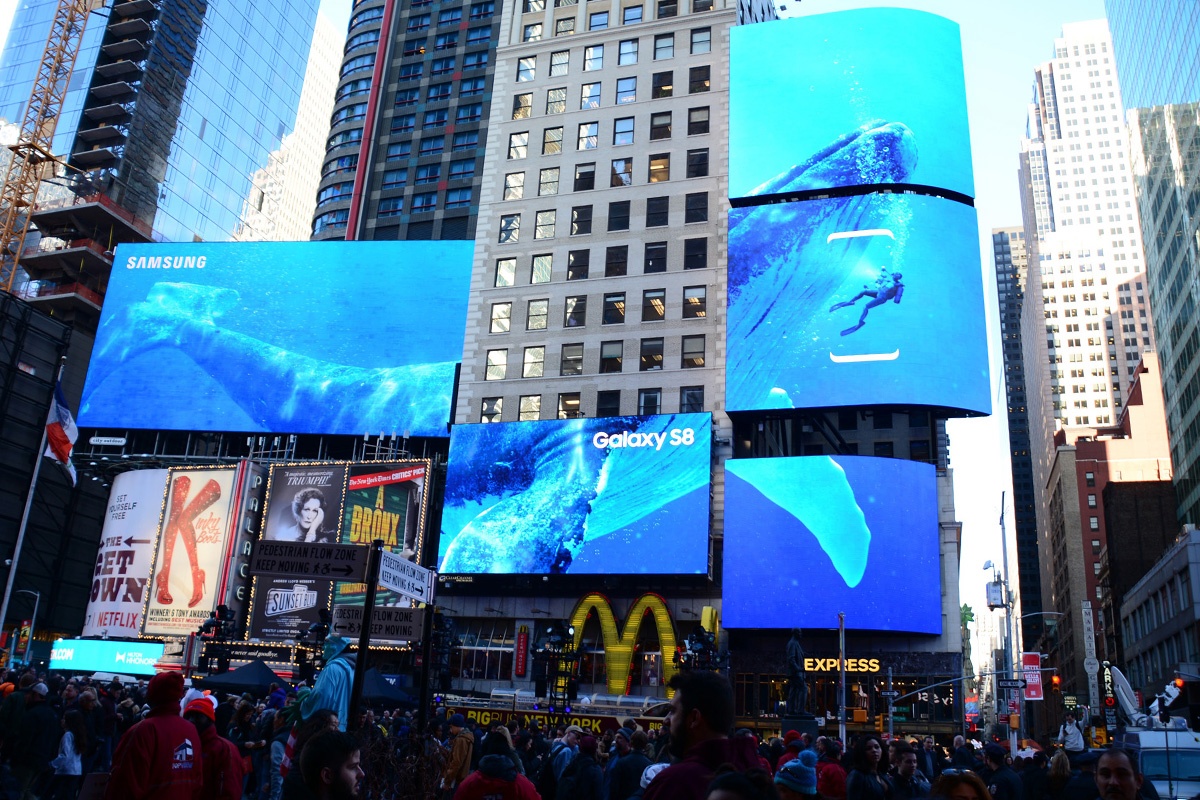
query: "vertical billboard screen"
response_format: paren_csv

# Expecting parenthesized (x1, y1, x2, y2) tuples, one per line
(440, 414, 711, 575)
(82, 469, 169, 639)
(78, 241, 473, 437)
(723, 456, 941, 634)
(729, 9, 973, 200)
(726, 194, 989, 415)
(143, 467, 239, 637)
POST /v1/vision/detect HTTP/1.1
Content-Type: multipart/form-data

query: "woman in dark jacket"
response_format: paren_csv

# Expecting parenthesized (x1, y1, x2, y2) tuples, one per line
(846, 734, 893, 800)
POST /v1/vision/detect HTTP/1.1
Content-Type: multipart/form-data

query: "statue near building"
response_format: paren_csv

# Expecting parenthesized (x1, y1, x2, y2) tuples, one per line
(786, 628, 808, 716)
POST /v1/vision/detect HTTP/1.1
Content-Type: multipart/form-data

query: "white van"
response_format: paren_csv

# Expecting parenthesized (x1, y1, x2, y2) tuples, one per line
(1112, 729, 1200, 800)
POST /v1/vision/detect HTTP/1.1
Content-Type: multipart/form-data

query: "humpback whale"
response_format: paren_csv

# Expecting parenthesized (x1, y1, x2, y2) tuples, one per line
(728, 120, 919, 409)
(84, 281, 456, 436)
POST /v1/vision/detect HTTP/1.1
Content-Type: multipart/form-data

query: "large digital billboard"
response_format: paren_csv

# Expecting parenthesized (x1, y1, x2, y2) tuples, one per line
(79, 241, 473, 437)
(729, 9, 973, 200)
(440, 414, 711, 575)
(82, 469, 169, 639)
(726, 193, 989, 415)
(50, 639, 165, 675)
(723, 456, 941, 634)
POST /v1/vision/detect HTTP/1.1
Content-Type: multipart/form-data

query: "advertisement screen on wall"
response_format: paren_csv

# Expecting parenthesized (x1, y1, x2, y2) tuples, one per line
(729, 9, 973, 200)
(142, 468, 239, 637)
(440, 414, 712, 575)
(78, 240, 473, 437)
(50, 639, 165, 675)
(82, 469, 170, 639)
(249, 578, 331, 641)
(336, 462, 429, 608)
(726, 194, 989, 415)
(723, 456, 940, 633)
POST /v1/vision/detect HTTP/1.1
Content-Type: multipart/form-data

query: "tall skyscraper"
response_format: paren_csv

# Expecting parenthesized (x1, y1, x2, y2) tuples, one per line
(1105, 0, 1200, 526)
(994, 226, 1045, 646)
(1017, 19, 1157, 694)
(312, 0, 504, 242)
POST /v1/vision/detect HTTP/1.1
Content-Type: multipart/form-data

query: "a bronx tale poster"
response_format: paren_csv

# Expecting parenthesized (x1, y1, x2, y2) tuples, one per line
(336, 461, 428, 609)
(142, 467, 238, 637)
(250, 464, 347, 640)
(82, 469, 170, 638)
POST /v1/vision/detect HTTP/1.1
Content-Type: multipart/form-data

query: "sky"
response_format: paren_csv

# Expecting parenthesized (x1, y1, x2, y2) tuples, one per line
(0, 0, 1109, 655)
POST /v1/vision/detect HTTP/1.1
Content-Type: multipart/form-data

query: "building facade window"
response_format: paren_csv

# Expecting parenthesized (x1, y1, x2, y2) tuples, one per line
(688, 106, 709, 134)
(567, 250, 590, 280)
(600, 341, 623, 373)
(504, 172, 525, 200)
(564, 296, 587, 327)
(642, 288, 665, 321)
(495, 258, 516, 286)
(608, 201, 630, 231)
(490, 302, 512, 333)
(684, 192, 708, 222)
(603, 292, 625, 324)
(681, 335, 704, 368)
(644, 242, 667, 273)
(534, 210, 556, 239)
(523, 346, 545, 378)
(540, 167, 561, 196)
(571, 205, 592, 235)
(574, 162, 596, 190)
(486, 350, 507, 380)
(597, 390, 621, 416)
(683, 286, 706, 317)
(527, 299, 549, 329)
(640, 338, 664, 371)
(647, 196, 669, 226)
(558, 393, 582, 418)
(519, 395, 541, 421)
(561, 343, 584, 375)
(680, 386, 703, 412)
(481, 397, 502, 422)
(531, 254, 553, 283)
(499, 215, 520, 243)
(638, 388, 661, 415)
(606, 245, 629, 276)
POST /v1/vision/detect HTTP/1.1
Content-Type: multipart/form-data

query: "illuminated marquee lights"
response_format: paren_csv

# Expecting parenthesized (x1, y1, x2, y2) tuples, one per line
(569, 592, 679, 696)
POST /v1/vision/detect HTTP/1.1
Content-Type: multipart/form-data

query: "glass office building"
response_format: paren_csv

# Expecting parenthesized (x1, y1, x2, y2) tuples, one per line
(1106, 1, 1200, 524)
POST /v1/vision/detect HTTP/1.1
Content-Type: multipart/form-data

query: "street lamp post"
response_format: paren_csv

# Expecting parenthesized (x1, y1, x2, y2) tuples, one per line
(1017, 612, 1065, 741)
(12, 589, 39, 667)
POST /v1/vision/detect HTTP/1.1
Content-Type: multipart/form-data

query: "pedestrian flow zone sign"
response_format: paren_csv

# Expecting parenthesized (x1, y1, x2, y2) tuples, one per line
(332, 606, 424, 643)
(250, 541, 369, 582)
(378, 549, 435, 604)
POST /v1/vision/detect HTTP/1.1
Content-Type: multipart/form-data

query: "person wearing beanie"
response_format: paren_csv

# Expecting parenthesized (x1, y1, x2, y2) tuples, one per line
(11, 679, 59, 798)
(105, 671, 204, 800)
(183, 697, 244, 800)
(815, 737, 848, 800)
(442, 713, 474, 798)
(607, 729, 651, 800)
(557, 735, 604, 800)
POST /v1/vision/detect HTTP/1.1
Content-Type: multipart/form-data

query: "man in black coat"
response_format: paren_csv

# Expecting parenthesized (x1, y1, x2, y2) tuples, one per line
(607, 730, 651, 800)
(984, 744, 1026, 800)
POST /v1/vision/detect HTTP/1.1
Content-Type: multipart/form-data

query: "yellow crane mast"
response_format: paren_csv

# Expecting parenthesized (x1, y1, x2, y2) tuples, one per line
(0, 0, 106, 293)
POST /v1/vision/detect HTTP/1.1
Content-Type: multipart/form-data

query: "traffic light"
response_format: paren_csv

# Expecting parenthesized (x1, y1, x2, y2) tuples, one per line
(875, 715, 884, 733)
(1175, 677, 1186, 690)
(1051, 675, 1062, 691)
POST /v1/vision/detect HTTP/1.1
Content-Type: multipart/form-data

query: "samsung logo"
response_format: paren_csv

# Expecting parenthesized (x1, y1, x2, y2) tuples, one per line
(265, 585, 318, 617)
(125, 255, 207, 270)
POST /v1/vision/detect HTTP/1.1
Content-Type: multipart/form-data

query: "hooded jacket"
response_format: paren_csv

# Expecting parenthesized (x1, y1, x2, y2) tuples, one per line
(104, 706, 204, 800)
(453, 753, 541, 800)
(643, 735, 762, 800)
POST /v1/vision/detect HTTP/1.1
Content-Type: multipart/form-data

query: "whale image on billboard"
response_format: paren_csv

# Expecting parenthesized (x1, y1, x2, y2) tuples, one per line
(729, 9, 974, 200)
(440, 413, 711, 575)
(79, 240, 472, 438)
(723, 456, 940, 634)
(726, 193, 989, 415)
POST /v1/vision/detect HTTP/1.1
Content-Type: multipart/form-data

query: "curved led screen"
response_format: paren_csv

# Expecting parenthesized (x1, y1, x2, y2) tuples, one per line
(439, 413, 711, 575)
(723, 456, 941, 634)
(79, 241, 473, 437)
(726, 193, 989, 415)
(729, 9, 973, 200)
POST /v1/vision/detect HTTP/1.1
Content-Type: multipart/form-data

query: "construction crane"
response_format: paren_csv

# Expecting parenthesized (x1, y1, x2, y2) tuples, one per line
(0, 0, 106, 294)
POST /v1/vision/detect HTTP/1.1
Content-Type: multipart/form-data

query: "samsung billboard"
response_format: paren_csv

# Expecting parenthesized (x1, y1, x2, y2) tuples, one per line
(729, 9, 973, 200)
(440, 413, 711, 575)
(723, 456, 941, 634)
(726, 193, 989, 415)
(79, 241, 473, 438)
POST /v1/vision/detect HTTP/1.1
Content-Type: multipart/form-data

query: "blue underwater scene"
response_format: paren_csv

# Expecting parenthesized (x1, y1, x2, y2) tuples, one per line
(729, 8, 974, 199)
(79, 241, 472, 437)
(439, 413, 712, 575)
(726, 193, 990, 415)
(723, 456, 941, 634)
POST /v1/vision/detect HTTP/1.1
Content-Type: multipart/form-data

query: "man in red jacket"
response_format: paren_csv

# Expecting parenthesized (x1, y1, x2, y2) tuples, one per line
(183, 697, 244, 800)
(104, 671, 203, 800)
(643, 671, 761, 800)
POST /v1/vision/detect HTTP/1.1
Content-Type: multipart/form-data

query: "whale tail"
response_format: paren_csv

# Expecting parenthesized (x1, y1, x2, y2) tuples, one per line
(94, 282, 241, 363)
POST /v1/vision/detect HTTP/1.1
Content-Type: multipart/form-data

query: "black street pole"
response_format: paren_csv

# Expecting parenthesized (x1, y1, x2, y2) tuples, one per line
(417, 601, 437, 734)
(348, 539, 383, 732)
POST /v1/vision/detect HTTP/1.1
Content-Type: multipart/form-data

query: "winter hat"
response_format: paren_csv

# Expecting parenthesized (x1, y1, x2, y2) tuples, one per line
(783, 730, 802, 744)
(30, 682, 48, 697)
(184, 697, 217, 721)
(615, 727, 634, 742)
(641, 763, 669, 789)
(146, 672, 185, 708)
(579, 735, 599, 755)
(776, 750, 819, 795)
(448, 713, 466, 727)
(268, 688, 287, 709)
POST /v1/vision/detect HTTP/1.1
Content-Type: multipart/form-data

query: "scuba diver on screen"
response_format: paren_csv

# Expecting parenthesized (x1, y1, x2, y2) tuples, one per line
(829, 269, 904, 336)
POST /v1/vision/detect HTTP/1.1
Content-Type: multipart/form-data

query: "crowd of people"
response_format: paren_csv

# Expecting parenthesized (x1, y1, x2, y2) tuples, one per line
(0, 666, 1152, 800)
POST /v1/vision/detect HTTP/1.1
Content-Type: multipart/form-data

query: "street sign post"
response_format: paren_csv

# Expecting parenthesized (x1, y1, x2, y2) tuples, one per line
(880, 690, 900, 698)
(249, 541, 369, 582)
(998, 679, 1027, 689)
(332, 605, 425, 643)
(378, 550, 436, 604)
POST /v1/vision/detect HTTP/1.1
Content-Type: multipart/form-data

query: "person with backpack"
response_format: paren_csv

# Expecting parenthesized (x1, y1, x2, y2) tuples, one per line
(557, 735, 604, 800)
(1056, 712, 1087, 766)
(537, 725, 583, 800)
